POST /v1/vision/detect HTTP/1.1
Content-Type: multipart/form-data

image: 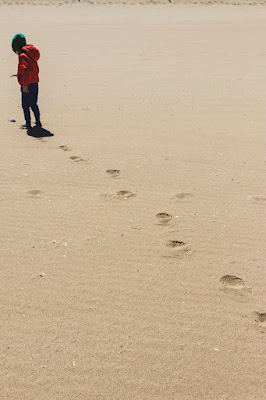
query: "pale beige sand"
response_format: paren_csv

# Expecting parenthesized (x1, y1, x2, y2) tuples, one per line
(0, 3, 265, 399)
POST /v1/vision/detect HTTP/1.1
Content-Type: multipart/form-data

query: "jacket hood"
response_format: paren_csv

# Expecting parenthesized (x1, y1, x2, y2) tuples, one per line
(21, 45, 40, 61)
(12, 33, 26, 52)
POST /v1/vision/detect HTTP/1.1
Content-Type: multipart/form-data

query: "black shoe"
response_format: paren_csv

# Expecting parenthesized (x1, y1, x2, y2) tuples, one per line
(20, 123, 32, 130)
(35, 122, 42, 128)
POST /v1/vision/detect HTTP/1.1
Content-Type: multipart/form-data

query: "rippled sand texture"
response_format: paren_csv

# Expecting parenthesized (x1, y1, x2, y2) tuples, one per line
(0, 3, 265, 400)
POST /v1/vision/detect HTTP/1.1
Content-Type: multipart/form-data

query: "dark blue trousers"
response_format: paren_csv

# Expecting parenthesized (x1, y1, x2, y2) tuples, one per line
(21, 83, 40, 127)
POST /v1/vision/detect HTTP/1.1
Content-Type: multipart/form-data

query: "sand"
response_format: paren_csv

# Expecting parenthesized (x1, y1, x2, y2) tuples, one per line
(0, 2, 265, 399)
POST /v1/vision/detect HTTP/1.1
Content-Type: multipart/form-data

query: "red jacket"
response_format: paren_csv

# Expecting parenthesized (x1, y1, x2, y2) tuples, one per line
(17, 45, 40, 86)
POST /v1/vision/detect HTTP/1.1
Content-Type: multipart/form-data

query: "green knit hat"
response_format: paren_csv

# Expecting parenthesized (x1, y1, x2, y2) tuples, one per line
(12, 33, 26, 53)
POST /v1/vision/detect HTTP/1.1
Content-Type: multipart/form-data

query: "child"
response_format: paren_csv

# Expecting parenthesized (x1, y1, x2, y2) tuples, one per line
(11, 33, 42, 131)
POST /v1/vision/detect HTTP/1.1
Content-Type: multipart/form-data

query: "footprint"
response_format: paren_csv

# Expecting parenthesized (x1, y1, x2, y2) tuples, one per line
(167, 240, 185, 248)
(254, 312, 266, 326)
(220, 275, 246, 289)
(59, 145, 70, 151)
(165, 240, 189, 258)
(117, 190, 136, 199)
(156, 213, 172, 225)
(106, 169, 120, 177)
(174, 193, 194, 201)
(27, 189, 43, 197)
(252, 196, 266, 204)
(36, 138, 48, 143)
(69, 156, 84, 162)
(163, 240, 189, 259)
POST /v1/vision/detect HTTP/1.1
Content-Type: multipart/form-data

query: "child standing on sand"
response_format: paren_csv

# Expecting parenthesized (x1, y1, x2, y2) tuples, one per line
(11, 34, 42, 131)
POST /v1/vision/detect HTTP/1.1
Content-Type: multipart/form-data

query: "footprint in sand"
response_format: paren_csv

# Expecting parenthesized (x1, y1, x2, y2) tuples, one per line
(116, 190, 136, 199)
(106, 169, 120, 177)
(167, 240, 186, 248)
(102, 190, 136, 201)
(162, 240, 189, 258)
(156, 213, 172, 225)
(220, 275, 246, 289)
(252, 196, 266, 204)
(69, 156, 84, 162)
(27, 189, 44, 197)
(174, 193, 194, 201)
(254, 312, 266, 326)
(59, 145, 70, 151)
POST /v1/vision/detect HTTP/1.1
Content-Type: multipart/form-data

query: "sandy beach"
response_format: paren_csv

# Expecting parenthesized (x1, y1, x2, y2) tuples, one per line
(0, 2, 265, 399)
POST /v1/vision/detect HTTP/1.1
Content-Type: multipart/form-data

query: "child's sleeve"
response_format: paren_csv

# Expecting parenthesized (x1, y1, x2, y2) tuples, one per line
(17, 54, 31, 86)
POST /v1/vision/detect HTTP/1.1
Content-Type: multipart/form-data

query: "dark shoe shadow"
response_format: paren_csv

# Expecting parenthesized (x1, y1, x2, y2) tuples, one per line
(27, 126, 54, 138)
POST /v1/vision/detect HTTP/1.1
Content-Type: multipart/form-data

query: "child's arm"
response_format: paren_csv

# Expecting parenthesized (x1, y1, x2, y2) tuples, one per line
(18, 53, 31, 88)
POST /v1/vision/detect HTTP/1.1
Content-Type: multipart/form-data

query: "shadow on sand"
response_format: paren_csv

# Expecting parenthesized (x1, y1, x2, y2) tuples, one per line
(27, 126, 54, 138)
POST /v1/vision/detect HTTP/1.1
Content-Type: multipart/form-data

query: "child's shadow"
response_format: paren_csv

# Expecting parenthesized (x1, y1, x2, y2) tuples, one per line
(27, 126, 54, 138)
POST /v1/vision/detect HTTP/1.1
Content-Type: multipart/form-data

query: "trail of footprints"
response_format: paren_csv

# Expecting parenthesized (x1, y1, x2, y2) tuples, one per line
(219, 274, 265, 329)
(105, 169, 136, 199)
(59, 145, 84, 162)
(155, 212, 190, 258)
(27, 143, 264, 329)
(156, 210, 264, 327)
